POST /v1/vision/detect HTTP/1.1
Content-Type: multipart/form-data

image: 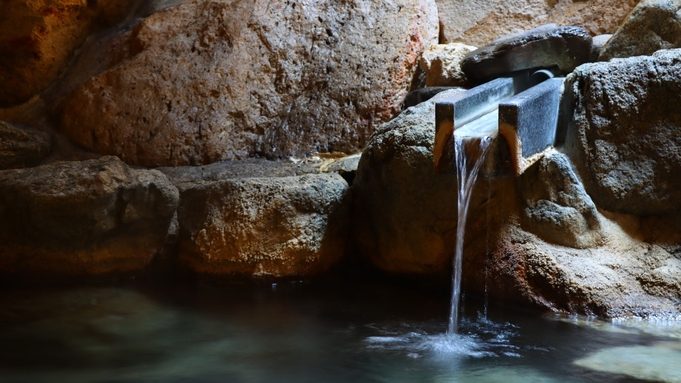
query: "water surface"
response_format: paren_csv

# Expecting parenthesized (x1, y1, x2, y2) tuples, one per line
(0, 277, 678, 383)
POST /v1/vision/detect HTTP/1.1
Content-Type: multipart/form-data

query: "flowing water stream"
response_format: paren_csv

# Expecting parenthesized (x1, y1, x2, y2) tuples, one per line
(449, 133, 493, 334)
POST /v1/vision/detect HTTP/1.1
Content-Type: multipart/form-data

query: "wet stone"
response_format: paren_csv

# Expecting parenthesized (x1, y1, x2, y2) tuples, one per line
(461, 24, 592, 85)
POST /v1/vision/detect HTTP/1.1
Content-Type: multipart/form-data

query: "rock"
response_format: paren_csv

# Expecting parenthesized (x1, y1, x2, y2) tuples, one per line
(177, 173, 351, 280)
(0, 0, 135, 107)
(590, 34, 612, 61)
(562, 49, 681, 215)
(490, 216, 681, 317)
(352, 88, 520, 276)
(157, 158, 323, 184)
(419, 43, 477, 87)
(0, 120, 52, 169)
(403, 86, 465, 109)
(575, 342, 681, 382)
(461, 25, 592, 85)
(55, 0, 439, 167)
(0, 156, 179, 281)
(437, 0, 640, 46)
(518, 150, 603, 249)
(599, 0, 681, 61)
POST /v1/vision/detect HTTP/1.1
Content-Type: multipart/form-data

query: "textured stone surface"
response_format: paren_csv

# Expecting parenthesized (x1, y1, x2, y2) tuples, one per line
(0, 0, 134, 107)
(56, 0, 438, 167)
(0, 156, 179, 281)
(563, 49, 681, 215)
(599, 0, 681, 61)
(461, 25, 592, 85)
(177, 173, 351, 280)
(437, 0, 641, 46)
(419, 43, 477, 87)
(0, 120, 52, 169)
(490, 215, 681, 317)
(518, 150, 603, 249)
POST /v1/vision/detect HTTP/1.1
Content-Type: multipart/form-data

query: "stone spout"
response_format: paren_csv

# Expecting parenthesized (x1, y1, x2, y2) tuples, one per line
(433, 71, 563, 177)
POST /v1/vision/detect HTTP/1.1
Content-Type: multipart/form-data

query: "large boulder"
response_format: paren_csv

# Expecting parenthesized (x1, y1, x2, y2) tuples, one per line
(0, 0, 135, 107)
(56, 0, 438, 167)
(0, 120, 52, 170)
(563, 49, 681, 215)
(0, 156, 179, 281)
(436, 0, 640, 46)
(176, 173, 351, 280)
(599, 0, 681, 61)
(352, 89, 519, 277)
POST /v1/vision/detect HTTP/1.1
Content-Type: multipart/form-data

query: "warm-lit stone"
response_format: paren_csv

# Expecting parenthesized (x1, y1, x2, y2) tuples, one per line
(56, 0, 438, 167)
(437, 0, 641, 46)
(0, 120, 52, 170)
(0, 0, 135, 107)
(563, 49, 681, 215)
(0, 156, 179, 281)
(599, 0, 681, 61)
(177, 173, 351, 280)
(419, 43, 477, 87)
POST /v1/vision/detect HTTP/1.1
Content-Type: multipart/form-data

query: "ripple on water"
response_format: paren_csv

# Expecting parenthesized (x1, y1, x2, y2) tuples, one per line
(364, 316, 524, 359)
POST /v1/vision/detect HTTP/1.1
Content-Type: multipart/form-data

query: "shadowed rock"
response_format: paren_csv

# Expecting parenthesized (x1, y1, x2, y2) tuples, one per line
(461, 25, 592, 85)
(0, 0, 135, 107)
(0, 121, 52, 170)
(0, 156, 179, 282)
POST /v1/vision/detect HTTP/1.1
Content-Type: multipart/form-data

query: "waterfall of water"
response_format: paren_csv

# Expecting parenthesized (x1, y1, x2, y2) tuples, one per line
(448, 134, 493, 335)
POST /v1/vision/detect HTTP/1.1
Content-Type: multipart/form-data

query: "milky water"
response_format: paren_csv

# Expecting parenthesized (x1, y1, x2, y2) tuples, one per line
(2, 277, 679, 383)
(449, 134, 493, 334)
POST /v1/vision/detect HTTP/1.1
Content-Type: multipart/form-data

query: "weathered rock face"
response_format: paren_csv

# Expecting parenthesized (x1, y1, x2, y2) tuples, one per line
(599, 0, 681, 61)
(177, 173, 351, 279)
(419, 43, 477, 87)
(0, 156, 179, 281)
(437, 0, 641, 46)
(0, 120, 53, 170)
(461, 25, 592, 85)
(490, 216, 681, 318)
(563, 49, 681, 215)
(518, 150, 603, 249)
(0, 0, 134, 107)
(56, 0, 438, 167)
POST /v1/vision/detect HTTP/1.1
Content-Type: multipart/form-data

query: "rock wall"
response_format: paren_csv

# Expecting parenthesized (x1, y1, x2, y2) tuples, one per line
(0, 0, 135, 107)
(55, 0, 438, 167)
(436, 0, 640, 46)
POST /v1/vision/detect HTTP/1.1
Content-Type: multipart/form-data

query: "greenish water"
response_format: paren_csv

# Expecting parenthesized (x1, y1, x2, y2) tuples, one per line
(1, 276, 680, 383)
